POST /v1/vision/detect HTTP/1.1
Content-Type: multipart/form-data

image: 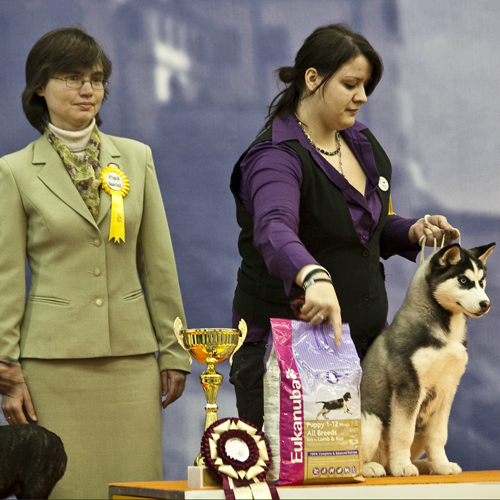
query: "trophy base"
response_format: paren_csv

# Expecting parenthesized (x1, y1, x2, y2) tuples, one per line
(187, 465, 221, 489)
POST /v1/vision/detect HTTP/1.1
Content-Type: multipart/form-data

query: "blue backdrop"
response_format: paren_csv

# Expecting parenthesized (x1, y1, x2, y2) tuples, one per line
(1, 0, 499, 481)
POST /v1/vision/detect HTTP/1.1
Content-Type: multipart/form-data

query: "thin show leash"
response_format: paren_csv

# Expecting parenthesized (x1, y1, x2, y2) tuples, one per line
(418, 214, 461, 267)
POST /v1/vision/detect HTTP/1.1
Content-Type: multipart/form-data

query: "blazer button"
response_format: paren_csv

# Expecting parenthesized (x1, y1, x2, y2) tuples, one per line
(362, 293, 370, 302)
(95, 298, 104, 307)
(93, 239, 101, 247)
(93, 269, 102, 277)
(362, 249, 370, 258)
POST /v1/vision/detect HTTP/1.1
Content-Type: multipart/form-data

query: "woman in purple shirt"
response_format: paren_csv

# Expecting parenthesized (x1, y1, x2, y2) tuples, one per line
(229, 24, 459, 429)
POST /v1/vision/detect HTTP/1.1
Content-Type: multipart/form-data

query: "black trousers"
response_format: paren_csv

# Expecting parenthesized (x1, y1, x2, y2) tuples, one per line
(228, 341, 267, 430)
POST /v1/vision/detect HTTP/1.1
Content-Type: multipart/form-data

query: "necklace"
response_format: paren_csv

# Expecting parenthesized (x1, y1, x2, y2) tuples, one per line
(337, 135, 344, 176)
(295, 116, 344, 176)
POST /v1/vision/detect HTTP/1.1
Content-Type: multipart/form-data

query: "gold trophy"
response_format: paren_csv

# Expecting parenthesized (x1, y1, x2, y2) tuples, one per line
(173, 317, 247, 467)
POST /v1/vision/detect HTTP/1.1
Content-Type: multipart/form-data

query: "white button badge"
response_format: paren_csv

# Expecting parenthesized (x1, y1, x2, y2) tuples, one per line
(378, 176, 389, 192)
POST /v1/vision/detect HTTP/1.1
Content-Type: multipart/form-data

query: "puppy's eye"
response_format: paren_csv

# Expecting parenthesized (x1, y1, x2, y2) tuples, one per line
(458, 276, 469, 285)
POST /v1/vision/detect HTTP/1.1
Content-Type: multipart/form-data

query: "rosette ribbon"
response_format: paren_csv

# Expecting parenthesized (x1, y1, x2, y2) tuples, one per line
(201, 417, 279, 499)
(101, 164, 130, 243)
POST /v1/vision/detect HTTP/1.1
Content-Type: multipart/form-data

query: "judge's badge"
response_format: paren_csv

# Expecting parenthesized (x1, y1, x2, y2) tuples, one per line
(101, 164, 130, 243)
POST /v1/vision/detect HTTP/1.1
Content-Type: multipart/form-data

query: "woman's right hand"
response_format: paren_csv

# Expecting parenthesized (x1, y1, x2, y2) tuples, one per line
(1, 378, 37, 425)
(0, 359, 23, 396)
(299, 280, 343, 347)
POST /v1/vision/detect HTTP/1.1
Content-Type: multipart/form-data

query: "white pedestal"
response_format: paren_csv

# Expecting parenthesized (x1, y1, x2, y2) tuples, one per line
(187, 466, 220, 489)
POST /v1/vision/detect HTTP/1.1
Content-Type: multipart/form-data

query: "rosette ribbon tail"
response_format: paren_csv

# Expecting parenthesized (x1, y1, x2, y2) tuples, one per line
(223, 476, 278, 500)
(109, 191, 125, 243)
(221, 477, 236, 499)
(259, 482, 279, 499)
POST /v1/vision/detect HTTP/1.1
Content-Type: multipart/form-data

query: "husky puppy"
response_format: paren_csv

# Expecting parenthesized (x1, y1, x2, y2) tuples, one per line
(361, 243, 495, 478)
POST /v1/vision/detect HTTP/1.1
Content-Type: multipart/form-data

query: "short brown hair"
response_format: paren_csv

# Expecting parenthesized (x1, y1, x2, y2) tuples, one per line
(22, 26, 112, 133)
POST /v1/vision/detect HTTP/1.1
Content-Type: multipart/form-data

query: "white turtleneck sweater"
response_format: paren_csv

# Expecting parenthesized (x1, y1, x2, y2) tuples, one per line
(48, 118, 96, 157)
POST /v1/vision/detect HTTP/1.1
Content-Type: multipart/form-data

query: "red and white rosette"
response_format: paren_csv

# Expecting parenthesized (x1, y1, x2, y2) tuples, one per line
(201, 418, 279, 499)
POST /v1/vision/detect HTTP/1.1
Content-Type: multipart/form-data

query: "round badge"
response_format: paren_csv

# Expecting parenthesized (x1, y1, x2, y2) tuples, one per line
(378, 176, 389, 192)
(104, 164, 124, 191)
(105, 171, 124, 191)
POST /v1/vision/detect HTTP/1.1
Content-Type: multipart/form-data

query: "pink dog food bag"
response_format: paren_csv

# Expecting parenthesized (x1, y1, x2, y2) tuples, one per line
(264, 319, 363, 485)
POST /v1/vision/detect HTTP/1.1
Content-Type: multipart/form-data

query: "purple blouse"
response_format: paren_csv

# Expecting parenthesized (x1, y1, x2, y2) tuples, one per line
(233, 115, 419, 341)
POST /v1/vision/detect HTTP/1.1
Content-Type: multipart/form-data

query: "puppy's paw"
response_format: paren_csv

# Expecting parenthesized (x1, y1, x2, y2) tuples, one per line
(363, 462, 387, 477)
(413, 458, 431, 474)
(429, 461, 462, 475)
(390, 460, 419, 477)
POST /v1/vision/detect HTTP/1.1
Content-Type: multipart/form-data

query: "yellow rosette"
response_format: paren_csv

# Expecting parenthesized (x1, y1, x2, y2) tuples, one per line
(101, 164, 130, 243)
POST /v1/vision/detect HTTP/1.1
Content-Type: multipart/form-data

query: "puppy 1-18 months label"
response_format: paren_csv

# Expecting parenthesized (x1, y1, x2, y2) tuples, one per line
(304, 419, 361, 483)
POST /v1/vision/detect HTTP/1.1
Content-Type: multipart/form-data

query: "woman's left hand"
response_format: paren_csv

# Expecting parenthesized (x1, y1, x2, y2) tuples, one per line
(408, 215, 460, 246)
(161, 369, 187, 409)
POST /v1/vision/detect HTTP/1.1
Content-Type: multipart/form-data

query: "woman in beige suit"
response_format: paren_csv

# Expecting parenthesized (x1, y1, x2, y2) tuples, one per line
(0, 27, 191, 499)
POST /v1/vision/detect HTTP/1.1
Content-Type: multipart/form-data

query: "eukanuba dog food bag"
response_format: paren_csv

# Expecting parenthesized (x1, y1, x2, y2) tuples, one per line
(264, 319, 363, 485)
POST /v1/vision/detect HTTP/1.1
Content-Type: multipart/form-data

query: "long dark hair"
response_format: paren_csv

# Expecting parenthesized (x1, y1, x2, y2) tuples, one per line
(22, 26, 112, 133)
(264, 24, 383, 130)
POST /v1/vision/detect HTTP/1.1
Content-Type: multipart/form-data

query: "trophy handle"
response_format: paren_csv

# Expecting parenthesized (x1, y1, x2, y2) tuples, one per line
(229, 319, 247, 366)
(173, 316, 192, 365)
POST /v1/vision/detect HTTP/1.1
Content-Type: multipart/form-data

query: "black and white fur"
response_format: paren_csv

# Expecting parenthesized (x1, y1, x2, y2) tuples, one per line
(361, 243, 495, 478)
(316, 392, 352, 419)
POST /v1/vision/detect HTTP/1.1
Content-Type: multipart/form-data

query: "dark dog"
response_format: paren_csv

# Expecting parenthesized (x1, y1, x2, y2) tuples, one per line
(316, 392, 352, 419)
(0, 424, 67, 499)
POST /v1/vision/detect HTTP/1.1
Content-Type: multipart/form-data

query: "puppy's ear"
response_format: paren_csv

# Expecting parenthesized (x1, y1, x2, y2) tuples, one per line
(470, 242, 495, 265)
(437, 244, 461, 266)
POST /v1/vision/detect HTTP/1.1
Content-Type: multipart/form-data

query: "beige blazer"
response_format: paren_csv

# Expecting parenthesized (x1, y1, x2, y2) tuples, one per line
(0, 132, 190, 373)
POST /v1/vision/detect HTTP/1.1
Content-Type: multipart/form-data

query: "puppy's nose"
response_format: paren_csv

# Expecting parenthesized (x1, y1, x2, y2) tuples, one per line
(480, 300, 490, 313)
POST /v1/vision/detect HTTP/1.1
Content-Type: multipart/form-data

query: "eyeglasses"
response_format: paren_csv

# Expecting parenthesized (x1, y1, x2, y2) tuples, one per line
(51, 76, 109, 90)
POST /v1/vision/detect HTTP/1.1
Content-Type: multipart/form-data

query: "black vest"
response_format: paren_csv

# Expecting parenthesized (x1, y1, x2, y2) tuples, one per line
(230, 125, 392, 353)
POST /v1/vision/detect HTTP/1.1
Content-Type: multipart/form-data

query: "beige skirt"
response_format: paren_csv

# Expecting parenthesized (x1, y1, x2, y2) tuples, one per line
(22, 354, 162, 500)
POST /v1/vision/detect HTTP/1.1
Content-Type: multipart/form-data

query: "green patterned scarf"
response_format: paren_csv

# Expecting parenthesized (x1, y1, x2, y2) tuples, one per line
(45, 126, 102, 221)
